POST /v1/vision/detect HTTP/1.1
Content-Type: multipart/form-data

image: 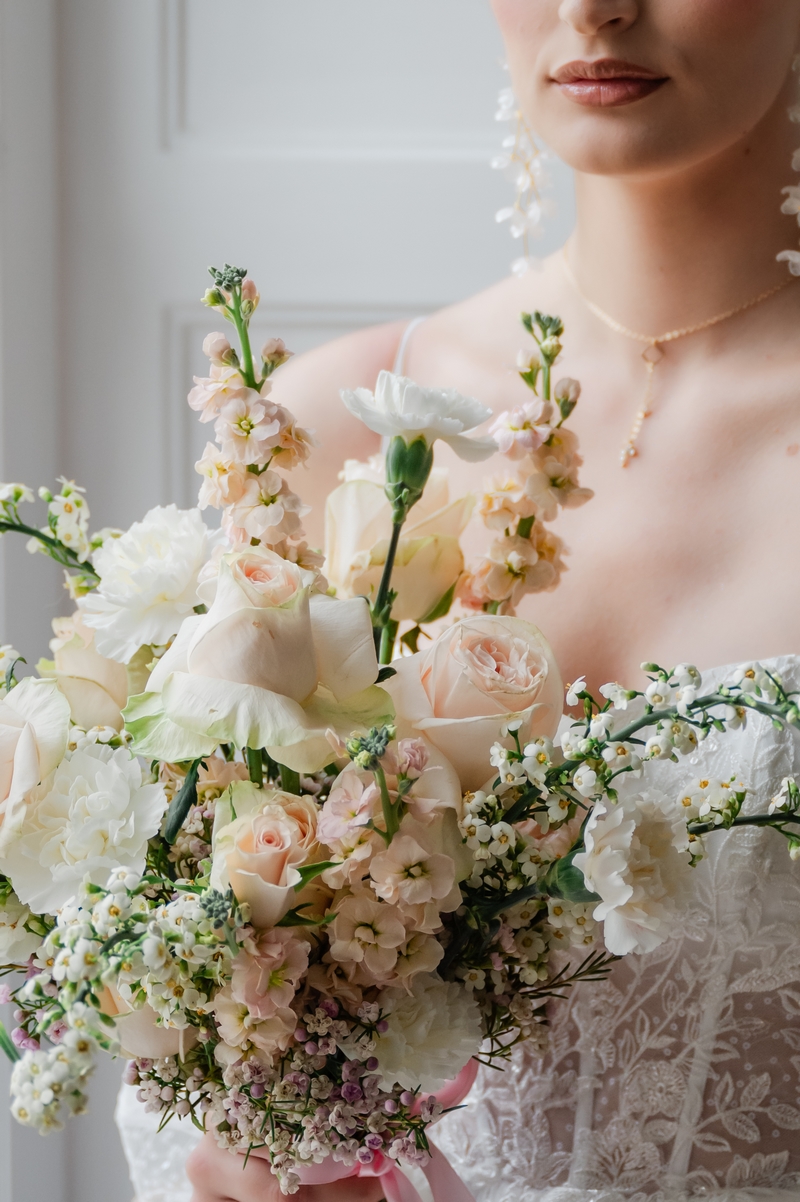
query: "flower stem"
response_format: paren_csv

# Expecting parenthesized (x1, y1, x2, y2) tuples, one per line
(372, 519, 404, 663)
(246, 747, 264, 788)
(230, 287, 258, 391)
(374, 764, 399, 841)
(279, 765, 301, 795)
(0, 519, 100, 580)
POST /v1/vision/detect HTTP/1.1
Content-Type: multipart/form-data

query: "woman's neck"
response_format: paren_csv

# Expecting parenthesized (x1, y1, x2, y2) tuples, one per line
(568, 81, 800, 334)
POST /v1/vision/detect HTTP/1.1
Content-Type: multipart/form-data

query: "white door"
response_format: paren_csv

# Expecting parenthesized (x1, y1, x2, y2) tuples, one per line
(0, 3, 573, 1200)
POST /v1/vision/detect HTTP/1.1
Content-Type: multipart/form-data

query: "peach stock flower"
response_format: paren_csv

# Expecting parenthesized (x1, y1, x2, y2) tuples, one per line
(231, 929, 309, 1021)
(329, 896, 406, 978)
(369, 835, 455, 910)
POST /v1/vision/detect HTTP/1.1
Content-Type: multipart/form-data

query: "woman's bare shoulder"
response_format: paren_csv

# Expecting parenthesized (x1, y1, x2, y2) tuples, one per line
(269, 319, 407, 410)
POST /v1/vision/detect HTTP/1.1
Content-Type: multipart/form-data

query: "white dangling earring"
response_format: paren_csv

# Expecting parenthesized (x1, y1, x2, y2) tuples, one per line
(777, 55, 800, 275)
(492, 82, 555, 277)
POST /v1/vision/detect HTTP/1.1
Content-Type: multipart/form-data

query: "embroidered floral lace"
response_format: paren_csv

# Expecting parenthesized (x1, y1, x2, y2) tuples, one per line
(116, 658, 800, 1202)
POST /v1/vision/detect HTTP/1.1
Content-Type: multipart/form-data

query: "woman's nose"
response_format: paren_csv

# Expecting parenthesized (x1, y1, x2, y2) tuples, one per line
(557, 0, 638, 36)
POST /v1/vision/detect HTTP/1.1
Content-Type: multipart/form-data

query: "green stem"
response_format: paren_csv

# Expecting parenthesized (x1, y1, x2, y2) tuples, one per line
(689, 812, 800, 837)
(379, 623, 395, 666)
(279, 764, 301, 794)
(230, 288, 258, 390)
(374, 520, 403, 623)
(542, 362, 551, 402)
(0, 519, 99, 579)
(246, 747, 264, 787)
(374, 764, 399, 841)
(516, 515, 535, 540)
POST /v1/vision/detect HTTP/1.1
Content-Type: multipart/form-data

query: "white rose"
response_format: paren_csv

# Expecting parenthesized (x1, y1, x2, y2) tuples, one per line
(5, 745, 167, 914)
(124, 545, 392, 773)
(340, 372, 497, 462)
(39, 612, 129, 731)
(386, 615, 563, 791)
(0, 891, 40, 965)
(79, 505, 221, 663)
(573, 792, 693, 956)
(373, 973, 482, 1093)
(325, 472, 473, 622)
(0, 677, 71, 854)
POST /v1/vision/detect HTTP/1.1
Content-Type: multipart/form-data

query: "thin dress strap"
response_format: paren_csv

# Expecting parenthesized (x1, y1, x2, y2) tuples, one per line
(391, 316, 426, 377)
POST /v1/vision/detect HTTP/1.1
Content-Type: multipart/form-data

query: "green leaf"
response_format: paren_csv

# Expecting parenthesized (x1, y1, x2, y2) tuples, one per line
(293, 862, 336, 891)
(0, 1017, 20, 1063)
(276, 905, 335, 928)
(376, 666, 397, 683)
(400, 625, 422, 655)
(164, 758, 206, 845)
(419, 581, 457, 624)
(5, 656, 26, 693)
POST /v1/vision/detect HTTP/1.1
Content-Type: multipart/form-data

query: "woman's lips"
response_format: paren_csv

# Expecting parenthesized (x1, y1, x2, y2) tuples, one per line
(551, 59, 668, 108)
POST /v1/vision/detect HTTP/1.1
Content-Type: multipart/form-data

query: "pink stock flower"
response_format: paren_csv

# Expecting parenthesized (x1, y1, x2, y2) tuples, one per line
(214, 393, 283, 465)
(490, 400, 553, 459)
(396, 739, 429, 780)
(369, 835, 455, 909)
(224, 471, 307, 546)
(188, 365, 247, 423)
(202, 332, 236, 366)
(329, 896, 406, 978)
(317, 773, 380, 846)
(268, 408, 317, 470)
(231, 929, 309, 1021)
(477, 476, 536, 532)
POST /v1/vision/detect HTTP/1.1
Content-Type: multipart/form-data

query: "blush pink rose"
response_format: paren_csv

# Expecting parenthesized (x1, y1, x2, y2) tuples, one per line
(386, 616, 562, 792)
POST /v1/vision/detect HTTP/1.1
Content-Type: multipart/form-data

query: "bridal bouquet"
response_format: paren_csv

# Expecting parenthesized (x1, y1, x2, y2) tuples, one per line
(2, 266, 800, 1198)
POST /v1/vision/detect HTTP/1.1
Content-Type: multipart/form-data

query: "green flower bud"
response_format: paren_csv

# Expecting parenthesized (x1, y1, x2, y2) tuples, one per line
(384, 435, 434, 520)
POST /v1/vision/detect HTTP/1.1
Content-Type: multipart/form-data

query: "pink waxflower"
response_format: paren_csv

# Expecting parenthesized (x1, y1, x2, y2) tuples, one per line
(369, 835, 455, 909)
(318, 772, 380, 847)
(490, 400, 552, 459)
(187, 365, 246, 422)
(0, 984, 13, 1004)
(214, 393, 282, 465)
(231, 929, 309, 1021)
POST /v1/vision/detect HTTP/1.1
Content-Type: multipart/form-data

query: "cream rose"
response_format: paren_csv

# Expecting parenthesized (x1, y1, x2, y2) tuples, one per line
(98, 987, 199, 1060)
(325, 472, 473, 621)
(0, 677, 71, 854)
(124, 545, 392, 772)
(386, 615, 563, 791)
(211, 781, 319, 928)
(39, 612, 129, 731)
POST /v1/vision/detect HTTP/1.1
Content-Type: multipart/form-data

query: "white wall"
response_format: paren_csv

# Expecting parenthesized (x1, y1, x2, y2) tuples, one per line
(0, 3, 574, 1200)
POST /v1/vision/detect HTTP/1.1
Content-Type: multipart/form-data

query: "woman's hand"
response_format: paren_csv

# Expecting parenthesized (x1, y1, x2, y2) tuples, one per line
(186, 1134, 386, 1202)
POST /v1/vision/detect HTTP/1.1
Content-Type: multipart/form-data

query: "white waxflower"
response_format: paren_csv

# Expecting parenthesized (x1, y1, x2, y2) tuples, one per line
(0, 891, 40, 965)
(4, 745, 167, 915)
(547, 898, 598, 948)
(459, 967, 486, 992)
(599, 681, 632, 710)
(488, 821, 515, 857)
(645, 680, 673, 710)
(340, 371, 497, 462)
(573, 765, 598, 797)
(602, 742, 640, 772)
(724, 703, 747, 731)
(574, 792, 693, 956)
(79, 504, 221, 663)
(673, 663, 701, 690)
(566, 677, 586, 707)
(372, 973, 483, 1092)
(0, 483, 34, 505)
(645, 732, 674, 760)
(731, 662, 778, 702)
(545, 793, 571, 825)
(589, 712, 614, 741)
(664, 719, 698, 755)
(675, 685, 698, 715)
(769, 777, 798, 814)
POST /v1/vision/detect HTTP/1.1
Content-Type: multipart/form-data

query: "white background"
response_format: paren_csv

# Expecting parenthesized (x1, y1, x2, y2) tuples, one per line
(0, 2, 574, 1199)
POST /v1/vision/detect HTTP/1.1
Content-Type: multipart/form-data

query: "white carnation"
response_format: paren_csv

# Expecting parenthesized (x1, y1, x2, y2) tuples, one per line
(373, 973, 482, 1093)
(5, 745, 167, 914)
(80, 505, 220, 663)
(341, 371, 497, 462)
(573, 792, 693, 957)
(0, 891, 40, 964)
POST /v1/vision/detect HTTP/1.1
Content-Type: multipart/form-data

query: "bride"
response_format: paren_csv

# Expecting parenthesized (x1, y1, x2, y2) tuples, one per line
(120, 1, 800, 1199)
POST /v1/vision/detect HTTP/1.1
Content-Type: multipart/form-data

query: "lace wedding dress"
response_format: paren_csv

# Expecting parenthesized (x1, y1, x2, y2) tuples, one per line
(116, 657, 800, 1202)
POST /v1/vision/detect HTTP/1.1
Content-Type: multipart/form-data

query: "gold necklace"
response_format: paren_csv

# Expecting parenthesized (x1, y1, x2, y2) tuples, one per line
(561, 248, 797, 467)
